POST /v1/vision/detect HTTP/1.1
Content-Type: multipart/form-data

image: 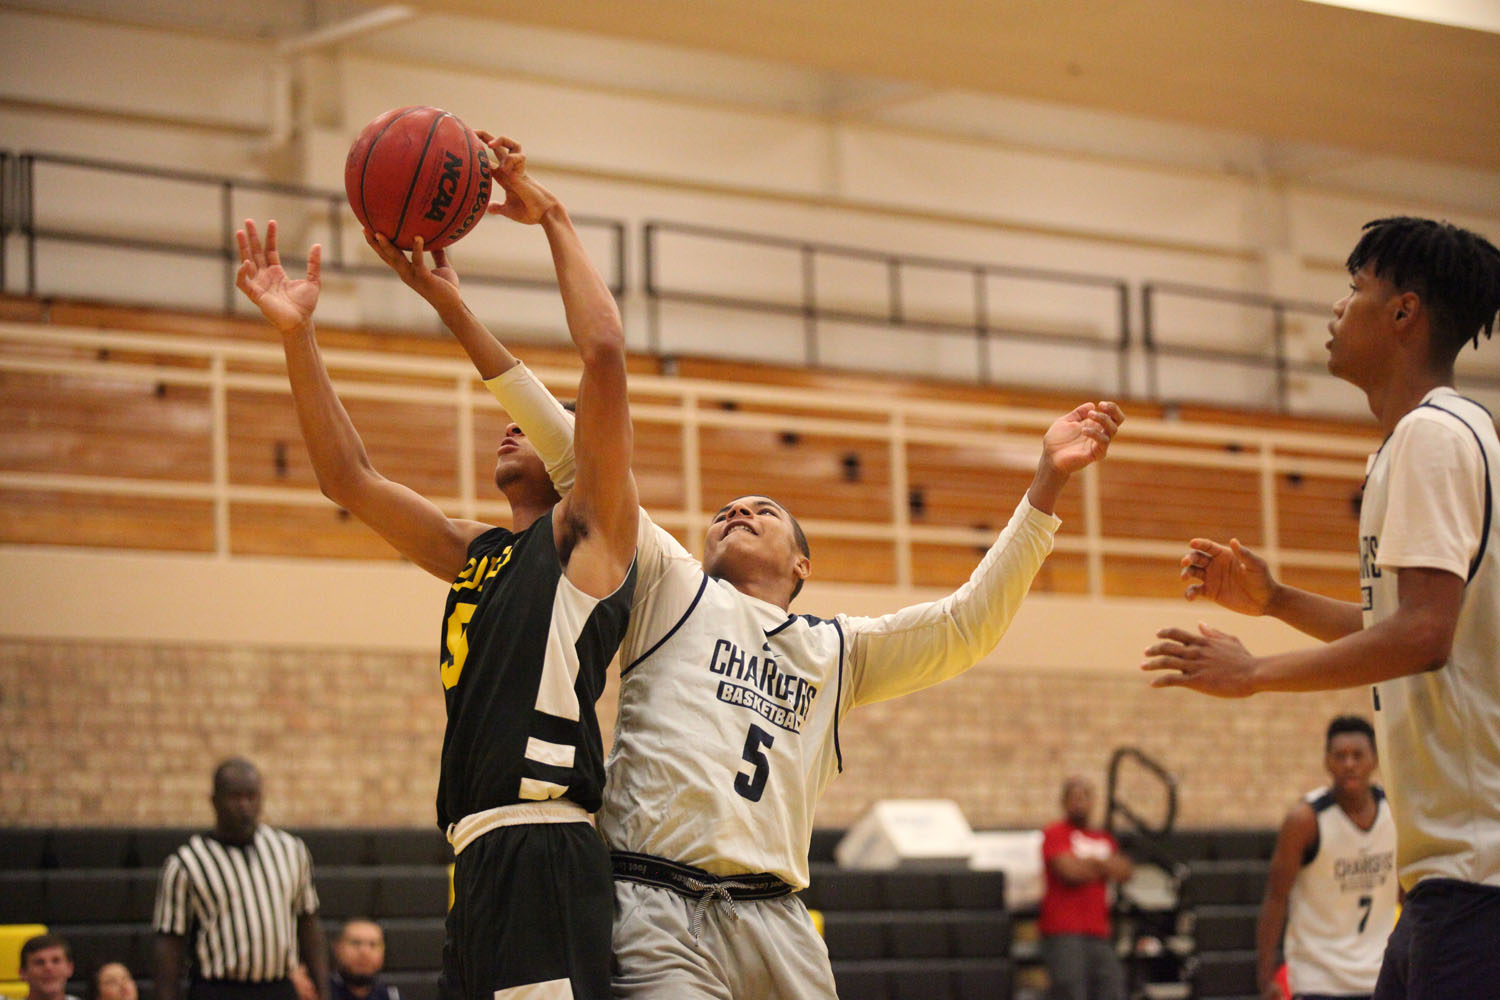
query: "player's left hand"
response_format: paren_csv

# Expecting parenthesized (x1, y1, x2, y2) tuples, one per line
(480, 133, 561, 225)
(1041, 400, 1123, 475)
(1141, 623, 1258, 697)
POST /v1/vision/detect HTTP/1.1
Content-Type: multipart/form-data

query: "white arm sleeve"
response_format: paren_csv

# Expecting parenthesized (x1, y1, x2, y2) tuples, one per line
(844, 496, 1060, 708)
(483, 363, 578, 496)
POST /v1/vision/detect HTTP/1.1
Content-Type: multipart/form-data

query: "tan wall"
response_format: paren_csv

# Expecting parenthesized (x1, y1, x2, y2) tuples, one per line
(0, 635, 1366, 832)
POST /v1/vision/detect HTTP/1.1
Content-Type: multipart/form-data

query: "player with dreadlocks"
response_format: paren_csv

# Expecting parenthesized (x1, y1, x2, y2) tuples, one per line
(1143, 216, 1500, 999)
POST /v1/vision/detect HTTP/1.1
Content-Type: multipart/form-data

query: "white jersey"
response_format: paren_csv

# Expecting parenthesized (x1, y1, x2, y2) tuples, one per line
(1361, 387, 1500, 889)
(1283, 787, 1398, 996)
(600, 503, 1059, 888)
(485, 363, 1060, 889)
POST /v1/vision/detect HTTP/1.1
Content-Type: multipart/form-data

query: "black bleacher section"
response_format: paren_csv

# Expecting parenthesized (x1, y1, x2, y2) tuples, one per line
(0, 828, 451, 1000)
(1173, 828, 1278, 1000)
(3, 824, 1283, 1000)
(802, 863, 1011, 1000)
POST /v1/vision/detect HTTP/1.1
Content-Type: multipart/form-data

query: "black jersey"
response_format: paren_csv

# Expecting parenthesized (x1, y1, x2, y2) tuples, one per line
(435, 510, 635, 827)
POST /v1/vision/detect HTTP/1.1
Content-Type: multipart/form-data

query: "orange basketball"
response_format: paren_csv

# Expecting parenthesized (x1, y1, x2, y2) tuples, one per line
(344, 106, 492, 251)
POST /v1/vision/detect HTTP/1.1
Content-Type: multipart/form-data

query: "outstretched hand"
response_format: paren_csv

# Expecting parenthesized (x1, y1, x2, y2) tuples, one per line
(479, 133, 561, 225)
(236, 219, 321, 334)
(364, 230, 463, 315)
(1141, 623, 1258, 697)
(1180, 537, 1277, 616)
(1041, 401, 1124, 475)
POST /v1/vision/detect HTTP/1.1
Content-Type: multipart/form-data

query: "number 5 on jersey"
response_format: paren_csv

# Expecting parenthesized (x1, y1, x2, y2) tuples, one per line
(442, 603, 476, 690)
(736, 725, 774, 802)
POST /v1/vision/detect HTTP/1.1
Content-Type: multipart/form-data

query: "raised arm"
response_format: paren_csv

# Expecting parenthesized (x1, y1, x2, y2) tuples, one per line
(236, 220, 488, 580)
(848, 402, 1123, 706)
(486, 137, 638, 594)
(363, 139, 636, 595)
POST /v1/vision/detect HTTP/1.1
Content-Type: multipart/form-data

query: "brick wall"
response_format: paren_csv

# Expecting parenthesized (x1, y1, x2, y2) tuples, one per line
(1, 638, 1366, 831)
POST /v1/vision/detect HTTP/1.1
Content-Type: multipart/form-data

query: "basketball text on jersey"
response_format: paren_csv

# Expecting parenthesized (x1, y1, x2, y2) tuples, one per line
(1332, 849, 1395, 892)
(708, 637, 818, 733)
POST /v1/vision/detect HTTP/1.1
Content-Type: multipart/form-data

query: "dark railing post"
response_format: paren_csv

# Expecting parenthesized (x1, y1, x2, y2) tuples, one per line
(1272, 302, 1289, 413)
(221, 180, 235, 315)
(611, 220, 627, 331)
(612, 220, 627, 299)
(973, 267, 990, 384)
(22, 154, 36, 298)
(1116, 281, 1132, 399)
(1140, 282, 1158, 400)
(887, 257, 902, 325)
(801, 244, 818, 367)
(0, 150, 9, 293)
(328, 196, 344, 271)
(643, 222, 660, 355)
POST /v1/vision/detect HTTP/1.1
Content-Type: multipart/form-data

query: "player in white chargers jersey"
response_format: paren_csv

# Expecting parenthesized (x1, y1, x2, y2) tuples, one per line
(1259, 716, 1397, 1000)
(484, 356, 1120, 994)
(1145, 217, 1500, 1000)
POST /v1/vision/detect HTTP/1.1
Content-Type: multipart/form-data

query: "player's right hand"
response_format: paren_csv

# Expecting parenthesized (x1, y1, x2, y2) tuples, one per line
(1180, 537, 1277, 616)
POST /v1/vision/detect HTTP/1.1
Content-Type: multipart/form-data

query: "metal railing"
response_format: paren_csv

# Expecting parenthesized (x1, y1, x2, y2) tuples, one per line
(644, 220, 1133, 393)
(11, 148, 1493, 415)
(1143, 280, 1500, 412)
(1142, 281, 1334, 411)
(4, 150, 626, 313)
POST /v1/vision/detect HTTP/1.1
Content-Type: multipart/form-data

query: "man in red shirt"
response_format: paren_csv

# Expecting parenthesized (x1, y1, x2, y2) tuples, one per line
(1041, 776, 1133, 1000)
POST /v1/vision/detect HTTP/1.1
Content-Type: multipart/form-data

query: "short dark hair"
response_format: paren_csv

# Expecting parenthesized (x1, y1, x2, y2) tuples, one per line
(21, 933, 70, 965)
(1326, 714, 1376, 753)
(1346, 216, 1500, 361)
(337, 917, 384, 941)
(212, 756, 259, 793)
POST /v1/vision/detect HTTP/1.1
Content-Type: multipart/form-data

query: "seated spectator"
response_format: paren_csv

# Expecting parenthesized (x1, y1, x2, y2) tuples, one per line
(90, 965, 136, 1000)
(329, 921, 397, 1000)
(19, 935, 79, 1000)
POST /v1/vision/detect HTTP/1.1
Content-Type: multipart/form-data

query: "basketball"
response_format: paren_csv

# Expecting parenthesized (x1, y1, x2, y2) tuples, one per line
(344, 106, 493, 251)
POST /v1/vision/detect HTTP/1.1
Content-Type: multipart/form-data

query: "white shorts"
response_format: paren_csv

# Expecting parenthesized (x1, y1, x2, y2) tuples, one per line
(611, 879, 838, 1000)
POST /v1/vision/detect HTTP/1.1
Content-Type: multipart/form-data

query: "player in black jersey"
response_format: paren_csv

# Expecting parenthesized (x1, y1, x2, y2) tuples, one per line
(235, 134, 638, 1000)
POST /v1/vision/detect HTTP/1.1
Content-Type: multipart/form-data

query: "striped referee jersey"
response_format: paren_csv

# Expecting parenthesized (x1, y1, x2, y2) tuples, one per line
(152, 826, 320, 982)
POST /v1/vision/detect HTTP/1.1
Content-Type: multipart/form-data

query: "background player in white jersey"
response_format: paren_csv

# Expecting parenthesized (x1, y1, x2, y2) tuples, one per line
(453, 322, 1121, 996)
(1257, 716, 1396, 1000)
(1142, 217, 1500, 999)
(237, 135, 638, 999)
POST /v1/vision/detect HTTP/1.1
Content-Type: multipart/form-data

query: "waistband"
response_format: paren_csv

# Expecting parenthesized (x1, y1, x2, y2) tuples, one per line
(610, 850, 794, 901)
(446, 800, 593, 855)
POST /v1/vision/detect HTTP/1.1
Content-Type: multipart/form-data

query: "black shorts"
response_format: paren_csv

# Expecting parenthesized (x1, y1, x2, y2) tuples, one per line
(439, 821, 612, 1000)
(1372, 877, 1500, 1000)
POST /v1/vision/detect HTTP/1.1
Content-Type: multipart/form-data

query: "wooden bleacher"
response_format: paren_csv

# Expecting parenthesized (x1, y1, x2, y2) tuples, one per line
(0, 296, 1377, 598)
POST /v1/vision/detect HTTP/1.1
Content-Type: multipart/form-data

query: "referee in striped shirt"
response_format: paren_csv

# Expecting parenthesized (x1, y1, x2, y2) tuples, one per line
(152, 758, 328, 1000)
